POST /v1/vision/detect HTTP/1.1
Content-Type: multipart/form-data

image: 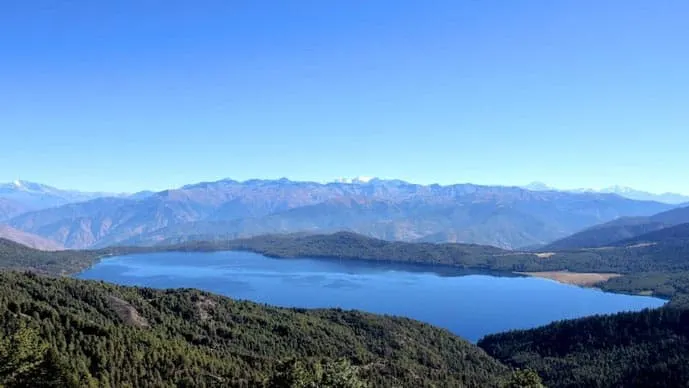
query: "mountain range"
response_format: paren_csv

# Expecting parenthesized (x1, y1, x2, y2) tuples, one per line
(523, 181, 689, 204)
(543, 205, 689, 251)
(1, 178, 676, 250)
(0, 180, 153, 211)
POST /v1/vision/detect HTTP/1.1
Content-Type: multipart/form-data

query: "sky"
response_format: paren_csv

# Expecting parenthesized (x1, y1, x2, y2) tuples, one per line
(1, 1, 688, 193)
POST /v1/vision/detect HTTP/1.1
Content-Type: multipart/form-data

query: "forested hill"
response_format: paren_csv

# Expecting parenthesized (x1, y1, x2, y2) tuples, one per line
(616, 222, 689, 246)
(479, 307, 689, 388)
(543, 205, 689, 251)
(6, 231, 689, 306)
(166, 231, 510, 263)
(0, 238, 99, 274)
(0, 271, 510, 387)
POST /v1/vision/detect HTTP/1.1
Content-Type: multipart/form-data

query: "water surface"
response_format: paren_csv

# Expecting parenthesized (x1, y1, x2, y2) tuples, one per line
(77, 251, 666, 342)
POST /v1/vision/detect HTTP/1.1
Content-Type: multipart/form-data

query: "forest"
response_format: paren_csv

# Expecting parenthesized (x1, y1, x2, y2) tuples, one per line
(479, 307, 689, 388)
(0, 270, 514, 387)
(162, 231, 689, 275)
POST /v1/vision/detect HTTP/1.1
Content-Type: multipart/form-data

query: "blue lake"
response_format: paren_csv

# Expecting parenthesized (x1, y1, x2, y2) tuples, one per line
(77, 251, 666, 342)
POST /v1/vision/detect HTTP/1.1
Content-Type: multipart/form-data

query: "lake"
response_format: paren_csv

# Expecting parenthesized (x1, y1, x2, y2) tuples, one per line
(77, 251, 666, 342)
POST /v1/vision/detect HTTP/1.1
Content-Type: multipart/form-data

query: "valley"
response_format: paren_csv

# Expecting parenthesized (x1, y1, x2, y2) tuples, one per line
(3, 179, 689, 387)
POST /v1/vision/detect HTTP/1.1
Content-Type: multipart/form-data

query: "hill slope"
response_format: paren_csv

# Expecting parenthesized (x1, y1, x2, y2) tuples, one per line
(0, 197, 27, 221)
(617, 223, 689, 246)
(543, 205, 689, 250)
(0, 225, 64, 251)
(0, 271, 508, 387)
(479, 308, 689, 388)
(9, 178, 673, 249)
(0, 238, 98, 274)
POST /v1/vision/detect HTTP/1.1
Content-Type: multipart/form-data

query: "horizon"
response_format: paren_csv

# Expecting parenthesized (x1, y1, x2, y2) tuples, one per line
(2, 1, 688, 193)
(4, 176, 689, 197)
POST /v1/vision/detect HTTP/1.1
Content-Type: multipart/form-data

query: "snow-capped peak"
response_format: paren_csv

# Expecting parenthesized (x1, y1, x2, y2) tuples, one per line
(522, 181, 555, 191)
(332, 176, 376, 184)
(601, 185, 636, 194)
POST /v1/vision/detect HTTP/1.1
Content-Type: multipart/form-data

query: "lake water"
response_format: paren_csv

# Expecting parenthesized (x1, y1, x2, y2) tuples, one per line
(77, 251, 666, 342)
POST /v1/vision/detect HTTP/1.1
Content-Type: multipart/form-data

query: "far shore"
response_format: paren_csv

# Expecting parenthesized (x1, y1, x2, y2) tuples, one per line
(517, 271, 622, 286)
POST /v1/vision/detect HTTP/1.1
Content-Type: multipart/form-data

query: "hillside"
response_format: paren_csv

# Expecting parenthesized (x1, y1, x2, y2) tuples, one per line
(479, 308, 689, 388)
(8, 178, 673, 250)
(167, 231, 511, 265)
(0, 225, 64, 251)
(0, 271, 510, 387)
(0, 198, 27, 221)
(0, 238, 98, 275)
(163, 232, 688, 273)
(617, 223, 689, 246)
(543, 205, 689, 250)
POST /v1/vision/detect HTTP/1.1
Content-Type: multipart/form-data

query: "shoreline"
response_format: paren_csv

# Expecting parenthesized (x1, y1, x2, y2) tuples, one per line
(517, 271, 622, 286)
(77, 249, 664, 301)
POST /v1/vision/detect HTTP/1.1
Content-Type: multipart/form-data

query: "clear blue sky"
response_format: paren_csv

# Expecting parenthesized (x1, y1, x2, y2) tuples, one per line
(1, 1, 688, 193)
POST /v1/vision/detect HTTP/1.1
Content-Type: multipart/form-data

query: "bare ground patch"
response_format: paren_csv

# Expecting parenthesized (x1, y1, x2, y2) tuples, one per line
(195, 295, 217, 321)
(626, 242, 657, 248)
(535, 252, 555, 259)
(517, 271, 621, 286)
(107, 296, 150, 328)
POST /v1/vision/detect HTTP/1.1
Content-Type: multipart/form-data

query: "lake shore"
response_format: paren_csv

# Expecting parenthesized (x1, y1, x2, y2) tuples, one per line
(517, 271, 622, 286)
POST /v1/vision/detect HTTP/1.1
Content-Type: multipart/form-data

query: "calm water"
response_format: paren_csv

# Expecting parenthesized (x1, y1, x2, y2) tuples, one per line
(77, 251, 666, 342)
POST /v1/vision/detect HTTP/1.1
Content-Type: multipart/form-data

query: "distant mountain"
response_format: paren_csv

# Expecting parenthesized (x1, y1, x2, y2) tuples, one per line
(543, 205, 689, 250)
(128, 190, 156, 200)
(8, 178, 674, 250)
(0, 197, 27, 221)
(0, 225, 63, 251)
(521, 181, 557, 191)
(598, 185, 689, 205)
(0, 180, 144, 211)
(521, 182, 689, 204)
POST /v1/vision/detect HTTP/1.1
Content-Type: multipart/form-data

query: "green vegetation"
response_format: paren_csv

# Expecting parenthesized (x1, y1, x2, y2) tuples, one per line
(543, 206, 689, 251)
(0, 270, 509, 387)
(162, 231, 689, 276)
(165, 231, 511, 265)
(479, 307, 689, 388)
(8, 231, 689, 386)
(0, 238, 99, 275)
(161, 232, 689, 305)
(5, 229, 689, 305)
(6, 228, 689, 305)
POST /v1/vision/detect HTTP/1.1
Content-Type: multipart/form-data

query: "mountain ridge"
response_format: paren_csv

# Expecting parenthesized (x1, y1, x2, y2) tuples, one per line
(0, 179, 153, 214)
(7, 178, 674, 249)
(543, 205, 689, 250)
(521, 181, 689, 204)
